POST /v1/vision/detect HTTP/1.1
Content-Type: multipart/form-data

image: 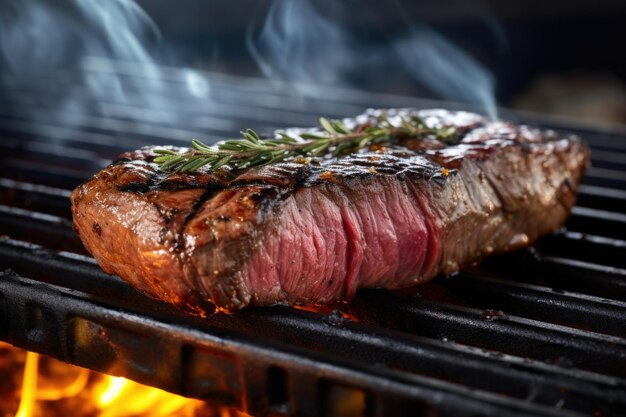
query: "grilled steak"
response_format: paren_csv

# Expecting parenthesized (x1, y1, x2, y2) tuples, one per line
(71, 109, 590, 313)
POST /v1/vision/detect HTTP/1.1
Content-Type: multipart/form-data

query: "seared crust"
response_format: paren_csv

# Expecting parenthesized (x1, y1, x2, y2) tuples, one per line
(71, 109, 590, 313)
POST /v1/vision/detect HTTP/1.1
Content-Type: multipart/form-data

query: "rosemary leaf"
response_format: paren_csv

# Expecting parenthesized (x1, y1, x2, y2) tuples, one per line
(154, 112, 458, 173)
(153, 149, 178, 156)
(319, 117, 337, 135)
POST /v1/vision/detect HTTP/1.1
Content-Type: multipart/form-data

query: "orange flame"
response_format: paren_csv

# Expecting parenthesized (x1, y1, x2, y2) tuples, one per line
(3, 343, 249, 417)
(93, 375, 202, 417)
(36, 368, 90, 401)
(14, 352, 38, 417)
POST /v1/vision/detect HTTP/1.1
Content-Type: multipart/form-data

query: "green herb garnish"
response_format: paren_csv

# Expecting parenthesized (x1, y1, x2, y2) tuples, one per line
(153, 113, 458, 173)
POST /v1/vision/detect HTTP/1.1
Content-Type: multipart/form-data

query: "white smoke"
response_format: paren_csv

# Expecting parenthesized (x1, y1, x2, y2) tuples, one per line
(0, 0, 499, 141)
(0, 0, 211, 135)
(393, 26, 497, 120)
(248, 0, 498, 119)
(248, 0, 360, 85)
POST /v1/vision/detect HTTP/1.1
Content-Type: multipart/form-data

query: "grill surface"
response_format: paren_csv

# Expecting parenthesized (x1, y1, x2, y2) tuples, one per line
(1, 61, 626, 417)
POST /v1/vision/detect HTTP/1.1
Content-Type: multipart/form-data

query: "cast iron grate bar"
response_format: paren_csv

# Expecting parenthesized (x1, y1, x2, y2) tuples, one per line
(0, 270, 623, 417)
(0, 179, 71, 218)
(481, 253, 626, 302)
(0, 234, 626, 382)
(439, 273, 626, 337)
(0, 205, 87, 255)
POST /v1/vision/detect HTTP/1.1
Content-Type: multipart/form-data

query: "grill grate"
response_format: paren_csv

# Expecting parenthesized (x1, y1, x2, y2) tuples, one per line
(1, 62, 626, 416)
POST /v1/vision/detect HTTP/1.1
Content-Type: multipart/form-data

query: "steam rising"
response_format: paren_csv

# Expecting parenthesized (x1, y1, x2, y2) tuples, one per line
(248, 0, 497, 119)
(248, 1, 358, 85)
(393, 27, 496, 119)
(0, 0, 499, 146)
(0, 0, 209, 133)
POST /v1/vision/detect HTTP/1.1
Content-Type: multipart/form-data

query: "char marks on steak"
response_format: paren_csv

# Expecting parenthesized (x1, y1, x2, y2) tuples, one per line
(71, 109, 590, 313)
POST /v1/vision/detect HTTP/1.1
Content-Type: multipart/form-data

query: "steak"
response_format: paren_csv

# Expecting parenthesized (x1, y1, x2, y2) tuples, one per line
(71, 109, 590, 313)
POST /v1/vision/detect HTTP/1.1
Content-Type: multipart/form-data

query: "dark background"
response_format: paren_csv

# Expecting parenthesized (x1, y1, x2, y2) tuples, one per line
(135, 0, 626, 124)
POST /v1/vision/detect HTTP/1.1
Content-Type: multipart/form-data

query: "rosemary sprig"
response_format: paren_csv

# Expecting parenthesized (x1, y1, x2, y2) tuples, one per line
(153, 113, 458, 173)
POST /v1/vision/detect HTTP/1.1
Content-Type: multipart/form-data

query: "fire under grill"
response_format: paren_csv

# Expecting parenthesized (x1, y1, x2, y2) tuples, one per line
(1, 62, 626, 417)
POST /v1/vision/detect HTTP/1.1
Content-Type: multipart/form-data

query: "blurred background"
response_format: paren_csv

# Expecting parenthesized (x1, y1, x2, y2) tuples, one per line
(0, 0, 625, 140)
(136, 0, 626, 124)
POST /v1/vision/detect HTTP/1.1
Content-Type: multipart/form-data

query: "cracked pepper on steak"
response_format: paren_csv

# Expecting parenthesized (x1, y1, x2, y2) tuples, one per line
(71, 109, 590, 313)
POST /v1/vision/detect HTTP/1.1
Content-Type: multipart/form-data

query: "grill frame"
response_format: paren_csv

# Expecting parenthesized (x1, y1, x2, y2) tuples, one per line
(1, 63, 626, 417)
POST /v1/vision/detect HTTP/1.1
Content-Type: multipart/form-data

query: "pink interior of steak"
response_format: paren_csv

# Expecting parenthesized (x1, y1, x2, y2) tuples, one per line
(240, 180, 434, 306)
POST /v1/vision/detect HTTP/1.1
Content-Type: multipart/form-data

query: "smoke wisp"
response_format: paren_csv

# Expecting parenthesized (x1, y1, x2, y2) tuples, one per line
(248, 0, 497, 119)
(0, 0, 211, 137)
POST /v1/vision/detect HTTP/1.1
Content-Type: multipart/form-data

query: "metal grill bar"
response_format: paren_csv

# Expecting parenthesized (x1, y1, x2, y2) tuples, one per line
(5, 271, 596, 417)
(3, 232, 626, 379)
(442, 273, 626, 336)
(577, 185, 626, 211)
(1, 250, 625, 415)
(0, 179, 71, 218)
(0, 205, 86, 254)
(538, 233, 626, 269)
(343, 291, 626, 377)
(2, 229, 619, 414)
(481, 254, 626, 302)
